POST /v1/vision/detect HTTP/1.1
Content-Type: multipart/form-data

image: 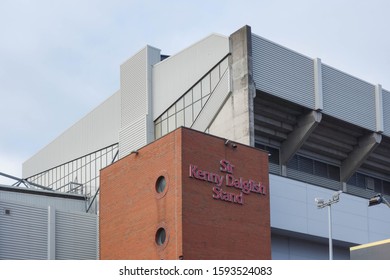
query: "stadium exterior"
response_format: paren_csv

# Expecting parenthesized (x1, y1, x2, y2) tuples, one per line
(23, 25, 390, 259)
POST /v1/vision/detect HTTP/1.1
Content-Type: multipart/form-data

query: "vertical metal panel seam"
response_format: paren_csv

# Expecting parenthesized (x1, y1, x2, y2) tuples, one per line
(375, 84, 384, 133)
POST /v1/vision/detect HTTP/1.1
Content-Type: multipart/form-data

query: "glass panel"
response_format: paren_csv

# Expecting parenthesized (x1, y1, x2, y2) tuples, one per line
(347, 173, 356, 186)
(201, 74, 211, 96)
(161, 111, 168, 121)
(155, 122, 162, 139)
(202, 95, 210, 107)
(193, 83, 201, 102)
(184, 90, 193, 107)
(356, 173, 365, 188)
(161, 119, 168, 136)
(299, 156, 313, 174)
(314, 161, 327, 178)
(193, 100, 202, 120)
(168, 105, 175, 117)
(176, 110, 184, 127)
(210, 66, 220, 91)
(287, 155, 298, 170)
(267, 147, 280, 165)
(184, 106, 193, 127)
(176, 97, 184, 111)
(328, 165, 340, 181)
(374, 178, 382, 193)
(383, 181, 390, 195)
(168, 115, 176, 132)
(219, 57, 229, 76)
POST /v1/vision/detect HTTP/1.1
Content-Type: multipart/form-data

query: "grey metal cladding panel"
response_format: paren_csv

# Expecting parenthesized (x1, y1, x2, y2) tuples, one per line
(383, 89, 390, 136)
(286, 169, 342, 190)
(0, 201, 47, 259)
(269, 163, 281, 175)
(120, 47, 148, 127)
(346, 184, 376, 199)
(252, 35, 315, 109)
(55, 210, 97, 260)
(119, 116, 147, 159)
(322, 64, 376, 131)
(0, 190, 85, 212)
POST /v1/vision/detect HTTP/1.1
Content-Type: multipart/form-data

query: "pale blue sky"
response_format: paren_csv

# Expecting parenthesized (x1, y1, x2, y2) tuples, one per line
(1, 0, 389, 184)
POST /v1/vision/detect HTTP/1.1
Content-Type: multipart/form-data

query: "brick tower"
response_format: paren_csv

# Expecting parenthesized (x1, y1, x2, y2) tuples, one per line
(100, 127, 271, 259)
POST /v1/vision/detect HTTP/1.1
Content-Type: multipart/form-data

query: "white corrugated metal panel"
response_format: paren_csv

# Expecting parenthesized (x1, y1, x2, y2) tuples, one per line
(0, 188, 86, 212)
(121, 46, 160, 127)
(383, 89, 390, 136)
(322, 64, 376, 131)
(23, 91, 121, 178)
(191, 68, 231, 131)
(153, 34, 229, 120)
(252, 34, 315, 109)
(119, 116, 147, 159)
(0, 201, 47, 259)
(55, 210, 97, 260)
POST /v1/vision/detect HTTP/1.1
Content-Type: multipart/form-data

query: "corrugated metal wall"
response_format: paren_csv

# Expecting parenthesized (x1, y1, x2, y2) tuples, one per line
(23, 91, 121, 178)
(383, 89, 390, 136)
(0, 201, 47, 259)
(252, 34, 315, 109)
(0, 199, 97, 259)
(119, 46, 160, 159)
(0, 189, 85, 212)
(153, 34, 229, 120)
(55, 211, 97, 260)
(251, 33, 385, 134)
(322, 64, 376, 131)
(119, 116, 147, 158)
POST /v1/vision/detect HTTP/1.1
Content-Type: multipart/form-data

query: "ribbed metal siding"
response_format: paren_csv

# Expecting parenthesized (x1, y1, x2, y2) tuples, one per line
(252, 34, 315, 109)
(153, 34, 229, 120)
(269, 163, 281, 175)
(383, 89, 390, 136)
(346, 184, 378, 199)
(286, 169, 342, 191)
(322, 64, 376, 131)
(0, 201, 47, 259)
(55, 210, 97, 260)
(23, 91, 121, 178)
(119, 116, 147, 159)
(121, 47, 148, 127)
(0, 190, 85, 212)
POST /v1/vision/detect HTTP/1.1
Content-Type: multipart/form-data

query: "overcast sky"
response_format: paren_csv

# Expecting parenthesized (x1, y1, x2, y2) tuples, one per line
(1, 0, 389, 184)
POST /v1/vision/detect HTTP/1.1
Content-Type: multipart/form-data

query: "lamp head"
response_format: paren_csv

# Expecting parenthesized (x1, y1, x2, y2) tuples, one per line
(369, 194, 383, 207)
(332, 190, 342, 201)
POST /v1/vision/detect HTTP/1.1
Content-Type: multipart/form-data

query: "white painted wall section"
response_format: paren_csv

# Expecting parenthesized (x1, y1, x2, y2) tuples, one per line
(270, 174, 390, 245)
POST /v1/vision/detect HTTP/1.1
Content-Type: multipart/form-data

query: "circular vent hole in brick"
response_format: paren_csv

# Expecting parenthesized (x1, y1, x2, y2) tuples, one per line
(155, 227, 166, 246)
(155, 176, 166, 193)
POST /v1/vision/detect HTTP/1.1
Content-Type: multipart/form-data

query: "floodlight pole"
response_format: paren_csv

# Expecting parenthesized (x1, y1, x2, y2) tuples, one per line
(327, 204, 333, 260)
(315, 190, 342, 260)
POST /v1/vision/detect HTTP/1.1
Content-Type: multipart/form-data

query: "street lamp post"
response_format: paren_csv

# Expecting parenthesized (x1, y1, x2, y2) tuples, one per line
(315, 190, 342, 260)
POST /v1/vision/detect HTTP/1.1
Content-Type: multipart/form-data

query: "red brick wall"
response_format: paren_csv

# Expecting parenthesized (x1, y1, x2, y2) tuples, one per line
(181, 129, 271, 259)
(99, 127, 271, 260)
(100, 129, 183, 260)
